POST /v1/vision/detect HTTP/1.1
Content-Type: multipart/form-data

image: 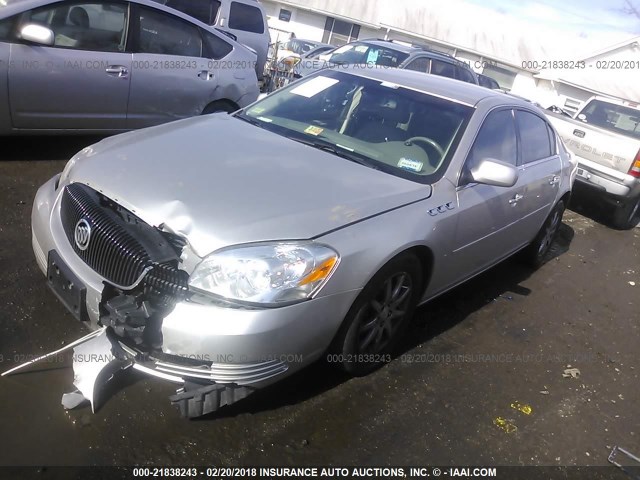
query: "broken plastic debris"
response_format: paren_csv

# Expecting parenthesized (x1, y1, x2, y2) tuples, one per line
(61, 390, 88, 410)
(562, 367, 581, 378)
(629, 281, 636, 286)
(70, 328, 133, 413)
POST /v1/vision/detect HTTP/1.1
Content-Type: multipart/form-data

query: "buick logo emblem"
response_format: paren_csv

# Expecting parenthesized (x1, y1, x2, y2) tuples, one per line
(74, 219, 92, 251)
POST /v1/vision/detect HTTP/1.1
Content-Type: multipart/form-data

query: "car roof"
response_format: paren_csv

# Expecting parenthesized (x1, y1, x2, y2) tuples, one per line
(322, 65, 529, 108)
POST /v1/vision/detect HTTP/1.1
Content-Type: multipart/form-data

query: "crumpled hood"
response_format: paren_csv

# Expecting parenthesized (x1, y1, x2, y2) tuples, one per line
(66, 114, 431, 257)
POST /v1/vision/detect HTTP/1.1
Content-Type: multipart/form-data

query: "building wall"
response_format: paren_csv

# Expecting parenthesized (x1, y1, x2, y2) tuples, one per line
(260, 0, 632, 106)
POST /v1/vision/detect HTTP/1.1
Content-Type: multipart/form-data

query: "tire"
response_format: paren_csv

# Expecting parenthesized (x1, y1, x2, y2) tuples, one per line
(522, 200, 566, 269)
(612, 196, 640, 230)
(329, 253, 423, 376)
(202, 101, 237, 115)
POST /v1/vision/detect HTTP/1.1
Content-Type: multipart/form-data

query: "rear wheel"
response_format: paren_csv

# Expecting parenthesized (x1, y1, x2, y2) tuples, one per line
(330, 253, 423, 376)
(522, 200, 565, 268)
(612, 196, 640, 230)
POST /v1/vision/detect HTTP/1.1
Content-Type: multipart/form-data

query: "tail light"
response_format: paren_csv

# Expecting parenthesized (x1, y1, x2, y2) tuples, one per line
(630, 149, 640, 178)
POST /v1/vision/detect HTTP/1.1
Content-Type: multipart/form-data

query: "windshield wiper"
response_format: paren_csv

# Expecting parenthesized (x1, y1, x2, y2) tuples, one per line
(234, 112, 266, 129)
(291, 136, 379, 170)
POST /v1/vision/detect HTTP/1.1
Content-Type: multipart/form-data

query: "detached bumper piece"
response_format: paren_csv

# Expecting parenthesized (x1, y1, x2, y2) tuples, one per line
(170, 381, 255, 418)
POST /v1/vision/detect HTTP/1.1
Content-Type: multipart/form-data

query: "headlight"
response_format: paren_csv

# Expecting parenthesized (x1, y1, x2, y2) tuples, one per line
(189, 242, 339, 306)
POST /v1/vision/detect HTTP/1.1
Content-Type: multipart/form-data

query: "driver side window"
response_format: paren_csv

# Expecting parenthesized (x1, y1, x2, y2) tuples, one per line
(461, 109, 516, 184)
(22, 2, 128, 52)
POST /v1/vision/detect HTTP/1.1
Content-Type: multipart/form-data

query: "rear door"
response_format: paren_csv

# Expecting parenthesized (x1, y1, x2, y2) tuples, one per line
(126, 5, 231, 128)
(514, 109, 563, 237)
(8, 1, 131, 130)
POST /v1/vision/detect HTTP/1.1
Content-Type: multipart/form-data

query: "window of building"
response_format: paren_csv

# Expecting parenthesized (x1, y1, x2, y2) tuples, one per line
(278, 9, 291, 22)
(322, 17, 359, 46)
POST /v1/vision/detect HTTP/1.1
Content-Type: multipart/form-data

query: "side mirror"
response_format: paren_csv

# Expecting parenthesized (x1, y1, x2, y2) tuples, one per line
(577, 113, 587, 122)
(20, 24, 54, 46)
(470, 158, 518, 187)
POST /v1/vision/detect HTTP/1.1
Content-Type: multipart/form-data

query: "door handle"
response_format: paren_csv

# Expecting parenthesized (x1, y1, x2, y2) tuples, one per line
(105, 65, 128, 78)
(508, 194, 523, 205)
(549, 175, 560, 186)
(198, 70, 214, 80)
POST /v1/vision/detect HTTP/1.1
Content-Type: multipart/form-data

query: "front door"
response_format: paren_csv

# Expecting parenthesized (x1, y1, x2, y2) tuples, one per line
(447, 108, 527, 286)
(8, 1, 131, 130)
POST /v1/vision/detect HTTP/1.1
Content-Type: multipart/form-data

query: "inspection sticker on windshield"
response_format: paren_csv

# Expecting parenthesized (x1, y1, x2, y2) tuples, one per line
(304, 125, 324, 136)
(291, 76, 339, 98)
(398, 158, 424, 172)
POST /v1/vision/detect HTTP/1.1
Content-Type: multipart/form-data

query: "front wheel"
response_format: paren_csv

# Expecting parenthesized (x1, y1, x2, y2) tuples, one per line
(522, 200, 565, 268)
(329, 253, 423, 376)
(612, 196, 640, 230)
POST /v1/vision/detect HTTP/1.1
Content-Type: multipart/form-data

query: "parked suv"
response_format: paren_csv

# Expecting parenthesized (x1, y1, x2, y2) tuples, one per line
(154, 0, 269, 79)
(296, 39, 479, 85)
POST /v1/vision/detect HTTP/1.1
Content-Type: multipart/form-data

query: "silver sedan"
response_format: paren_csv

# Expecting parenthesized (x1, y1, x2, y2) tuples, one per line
(31, 67, 577, 417)
(0, 0, 259, 134)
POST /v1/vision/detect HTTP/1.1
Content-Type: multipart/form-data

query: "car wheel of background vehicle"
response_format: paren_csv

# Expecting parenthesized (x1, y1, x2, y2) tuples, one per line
(612, 196, 640, 230)
(202, 100, 238, 115)
(522, 200, 565, 269)
(329, 253, 423, 376)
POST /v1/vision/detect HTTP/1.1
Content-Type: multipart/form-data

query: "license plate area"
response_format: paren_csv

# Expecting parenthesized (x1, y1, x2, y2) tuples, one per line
(47, 250, 88, 321)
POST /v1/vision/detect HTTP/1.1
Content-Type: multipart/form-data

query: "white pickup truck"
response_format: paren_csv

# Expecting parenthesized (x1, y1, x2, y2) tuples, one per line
(546, 96, 640, 229)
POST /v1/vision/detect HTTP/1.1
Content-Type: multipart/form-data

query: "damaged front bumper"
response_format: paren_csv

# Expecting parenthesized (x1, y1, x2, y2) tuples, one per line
(62, 327, 281, 417)
(30, 174, 359, 417)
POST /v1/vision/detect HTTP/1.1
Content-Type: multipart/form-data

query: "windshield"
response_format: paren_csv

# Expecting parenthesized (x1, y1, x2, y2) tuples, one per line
(581, 100, 640, 140)
(326, 42, 409, 67)
(239, 70, 473, 183)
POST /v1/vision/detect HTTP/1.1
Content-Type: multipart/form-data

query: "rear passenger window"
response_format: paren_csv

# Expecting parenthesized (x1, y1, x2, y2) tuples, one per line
(430, 59, 456, 79)
(202, 29, 232, 59)
(138, 7, 202, 57)
(23, 2, 128, 52)
(405, 57, 429, 73)
(516, 110, 552, 163)
(228, 2, 264, 34)
(464, 109, 517, 179)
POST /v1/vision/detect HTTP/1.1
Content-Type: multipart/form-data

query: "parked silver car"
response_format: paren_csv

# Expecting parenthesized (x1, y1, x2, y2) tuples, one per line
(31, 67, 576, 417)
(0, 0, 259, 134)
